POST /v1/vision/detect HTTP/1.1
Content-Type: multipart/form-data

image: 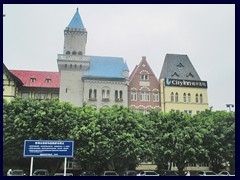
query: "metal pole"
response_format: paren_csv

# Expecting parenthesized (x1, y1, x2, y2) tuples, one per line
(30, 157, 34, 176)
(64, 157, 67, 176)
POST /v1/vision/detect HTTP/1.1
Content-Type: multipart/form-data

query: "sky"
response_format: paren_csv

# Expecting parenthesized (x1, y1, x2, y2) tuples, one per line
(3, 4, 235, 111)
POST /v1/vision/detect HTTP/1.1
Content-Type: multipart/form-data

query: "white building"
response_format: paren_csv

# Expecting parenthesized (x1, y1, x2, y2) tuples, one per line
(57, 8, 129, 108)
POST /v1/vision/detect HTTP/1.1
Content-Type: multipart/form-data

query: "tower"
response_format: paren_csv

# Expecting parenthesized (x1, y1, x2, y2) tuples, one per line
(57, 8, 90, 106)
(63, 8, 87, 55)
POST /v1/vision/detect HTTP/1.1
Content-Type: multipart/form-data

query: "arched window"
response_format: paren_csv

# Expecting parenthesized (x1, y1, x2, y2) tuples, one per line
(183, 93, 186, 102)
(102, 90, 105, 98)
(66, 51, 70, 55)
(171, 92, 174, 102)
(78, 51, 82, 55)
(72, 51, 77, 55)
(89, 89, 92, 99)
(200, 94, 203, 103)
(94, 89, 97, 99)
(140, 70, 149, 80)
(196, 94, 199, 103)
(119, 90, 123, 99)
(102, 87, 110, 101)
(188, 93, 191, 102)
(175, 92, 178, 102)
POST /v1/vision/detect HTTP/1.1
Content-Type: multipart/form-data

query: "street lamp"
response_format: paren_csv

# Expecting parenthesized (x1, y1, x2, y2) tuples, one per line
(226, 104, 234, 112)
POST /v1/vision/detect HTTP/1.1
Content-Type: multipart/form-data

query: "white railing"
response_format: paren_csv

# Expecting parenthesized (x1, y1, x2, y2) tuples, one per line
(57, 54, 90, 61)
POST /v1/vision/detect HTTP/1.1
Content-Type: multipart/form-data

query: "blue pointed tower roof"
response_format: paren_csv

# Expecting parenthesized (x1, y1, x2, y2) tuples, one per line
(67, 8, 85, 29)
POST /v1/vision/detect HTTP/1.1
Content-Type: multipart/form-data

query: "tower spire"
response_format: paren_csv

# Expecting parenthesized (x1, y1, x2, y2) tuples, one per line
(67, 8, 85, 29)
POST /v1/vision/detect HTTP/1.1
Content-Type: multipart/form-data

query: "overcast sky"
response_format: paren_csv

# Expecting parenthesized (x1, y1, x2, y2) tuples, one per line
(3, 4, 235, 111)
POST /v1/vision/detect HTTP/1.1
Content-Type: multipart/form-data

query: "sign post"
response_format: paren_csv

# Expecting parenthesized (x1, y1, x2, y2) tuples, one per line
(30, 157, 34, 176)
(64, 157, 67, 176)
(24, 140, 74, 176)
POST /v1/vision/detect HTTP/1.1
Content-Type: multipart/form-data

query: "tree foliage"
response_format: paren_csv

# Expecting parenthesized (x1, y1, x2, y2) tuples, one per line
(3, 98, 235, 174)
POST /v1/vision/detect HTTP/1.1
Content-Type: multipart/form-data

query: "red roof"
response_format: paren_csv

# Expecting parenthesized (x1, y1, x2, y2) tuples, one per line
(10, 70, 60, 88)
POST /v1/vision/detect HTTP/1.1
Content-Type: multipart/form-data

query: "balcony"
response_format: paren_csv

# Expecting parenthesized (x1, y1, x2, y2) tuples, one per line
(89, 97, 97, 101)
(57, 54, 90, 62)
(115, 98, 123, 102)
(102, 98, 110, 102)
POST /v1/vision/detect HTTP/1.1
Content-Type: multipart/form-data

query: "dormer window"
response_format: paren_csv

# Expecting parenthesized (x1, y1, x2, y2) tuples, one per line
(45, 78, 51, 83)
(186, 72, 194, 78)
(172, 72, 179, 77)
(30, 78, 36, 82)
(177, 62, 184, 68)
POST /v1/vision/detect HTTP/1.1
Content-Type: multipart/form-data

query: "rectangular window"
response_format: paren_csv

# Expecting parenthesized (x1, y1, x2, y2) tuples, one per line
(140, 92, 150, 101)
(21, 92, 29, 99)
(140, 74, 148, 80)
(131, 90, 137, 101)
(34, 92, 47, 99)
(153, 92, 159, 102)
(51, 93, 59, 99)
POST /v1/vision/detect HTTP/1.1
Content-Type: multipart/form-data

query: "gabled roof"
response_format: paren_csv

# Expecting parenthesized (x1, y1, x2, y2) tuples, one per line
(129, 65, 138, 81)
(129, 56, 159, 83)
(83, 56, 128, 80)
(10, 70, 60, 88)
(159, 54, 201, 81)
(67, 8, 85, 29)
(3, 63, 23, 85)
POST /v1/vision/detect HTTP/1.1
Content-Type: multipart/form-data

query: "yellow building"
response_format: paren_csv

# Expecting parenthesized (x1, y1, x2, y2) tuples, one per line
(3, 64, 23, 101)
(159, 54, 208, 115)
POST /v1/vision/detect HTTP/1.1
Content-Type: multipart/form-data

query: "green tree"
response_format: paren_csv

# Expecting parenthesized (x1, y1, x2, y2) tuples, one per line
(3, 98, 77, 174)
(150, 110, 206, 175)
(96, 105, 147, 174)
(194, 110, 235, 172)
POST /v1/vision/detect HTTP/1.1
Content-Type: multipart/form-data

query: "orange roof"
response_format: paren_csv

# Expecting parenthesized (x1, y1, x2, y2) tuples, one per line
(10, 70, 60, 88)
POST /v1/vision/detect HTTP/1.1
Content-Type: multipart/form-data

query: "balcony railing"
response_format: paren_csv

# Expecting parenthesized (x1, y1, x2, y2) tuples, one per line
(57, 54, 90, 62)
(115, 98, 123, 102)
(102, 98, 110, 102)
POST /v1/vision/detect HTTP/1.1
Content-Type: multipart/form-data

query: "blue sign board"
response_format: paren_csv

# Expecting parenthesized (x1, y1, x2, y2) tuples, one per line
(24, 140, 74, 157)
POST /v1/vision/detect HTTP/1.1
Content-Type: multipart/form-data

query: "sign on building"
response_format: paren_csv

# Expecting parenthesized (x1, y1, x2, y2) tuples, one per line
(165, 78, 208, 88)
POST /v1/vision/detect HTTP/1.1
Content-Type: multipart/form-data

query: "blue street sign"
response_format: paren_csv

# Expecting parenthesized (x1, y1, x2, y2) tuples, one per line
(24, 140, 74, 157)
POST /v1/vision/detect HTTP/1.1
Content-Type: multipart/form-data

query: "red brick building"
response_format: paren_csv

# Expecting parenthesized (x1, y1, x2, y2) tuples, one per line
(128, 56, 161, 113)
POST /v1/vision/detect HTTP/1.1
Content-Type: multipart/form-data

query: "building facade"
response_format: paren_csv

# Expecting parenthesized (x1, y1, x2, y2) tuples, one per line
(57, 8, 129, 108)
(8, 69, 59, 100)
(3, 64, 23, 101)
(159, 54, 209, 115)
(128, 56, 161, 113)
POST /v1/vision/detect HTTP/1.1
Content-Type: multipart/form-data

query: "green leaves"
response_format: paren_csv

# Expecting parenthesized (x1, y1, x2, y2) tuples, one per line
(3, 99, 235, 174)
